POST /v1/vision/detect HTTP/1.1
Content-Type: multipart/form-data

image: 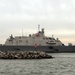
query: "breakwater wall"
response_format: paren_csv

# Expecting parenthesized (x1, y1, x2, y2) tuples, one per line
(0, 51, 53, 59)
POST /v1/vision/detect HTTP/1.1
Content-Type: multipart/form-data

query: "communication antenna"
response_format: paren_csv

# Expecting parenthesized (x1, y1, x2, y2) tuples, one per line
(22, 28, 23, 36)
(38, 24, 40, 32)
(52, 35, 54, 38)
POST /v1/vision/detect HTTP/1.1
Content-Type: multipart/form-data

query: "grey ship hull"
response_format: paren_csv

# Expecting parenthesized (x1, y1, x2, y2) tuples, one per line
(0, 45, 75, 53)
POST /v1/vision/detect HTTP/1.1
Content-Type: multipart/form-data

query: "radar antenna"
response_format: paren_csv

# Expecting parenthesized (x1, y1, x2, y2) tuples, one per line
(38, 24, 40, 32)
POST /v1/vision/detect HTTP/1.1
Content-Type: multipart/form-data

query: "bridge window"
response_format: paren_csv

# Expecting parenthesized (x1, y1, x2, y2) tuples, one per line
(19, 37, 21, 39)
(26, 40, 28, 43)
(19, 40, 22, 42)
(9, 39, 12, 41)
(46, 38, 48, 39)
(50, 41, 54, 42)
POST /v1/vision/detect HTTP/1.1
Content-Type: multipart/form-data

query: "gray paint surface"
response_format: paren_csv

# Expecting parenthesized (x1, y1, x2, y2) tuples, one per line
(0, 45, 75, 53)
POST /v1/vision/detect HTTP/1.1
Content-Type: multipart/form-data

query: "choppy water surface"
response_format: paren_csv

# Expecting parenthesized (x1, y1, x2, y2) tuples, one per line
(0, 53, 75, 75)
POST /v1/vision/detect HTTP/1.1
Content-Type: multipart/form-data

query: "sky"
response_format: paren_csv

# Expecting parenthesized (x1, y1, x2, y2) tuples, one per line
(0, 0, 75, 45)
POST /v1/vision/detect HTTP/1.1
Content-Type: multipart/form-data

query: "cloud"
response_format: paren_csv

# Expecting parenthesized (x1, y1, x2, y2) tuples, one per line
(0, 0, 75, 44)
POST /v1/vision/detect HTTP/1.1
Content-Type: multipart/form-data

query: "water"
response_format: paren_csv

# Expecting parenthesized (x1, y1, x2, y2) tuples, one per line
(0, 53, 75, 75)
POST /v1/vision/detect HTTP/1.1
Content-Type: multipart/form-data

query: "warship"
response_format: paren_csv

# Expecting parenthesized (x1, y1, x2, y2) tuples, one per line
(0, 26, 75, 53)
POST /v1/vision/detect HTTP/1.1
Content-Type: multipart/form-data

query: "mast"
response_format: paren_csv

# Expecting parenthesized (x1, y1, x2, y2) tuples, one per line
(38, 24, 40, 32)
(22, 28, 23, 36)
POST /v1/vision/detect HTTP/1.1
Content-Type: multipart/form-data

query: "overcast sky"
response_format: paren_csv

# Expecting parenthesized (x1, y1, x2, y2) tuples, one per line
(0, 0, 75, 45)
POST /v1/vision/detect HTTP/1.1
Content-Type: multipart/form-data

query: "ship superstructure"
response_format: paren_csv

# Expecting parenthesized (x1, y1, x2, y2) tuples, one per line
(5, 28, 63, 46)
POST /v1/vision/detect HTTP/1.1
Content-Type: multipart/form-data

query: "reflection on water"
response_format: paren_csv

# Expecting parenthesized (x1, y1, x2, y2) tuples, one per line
(0, 53, 75, 75)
